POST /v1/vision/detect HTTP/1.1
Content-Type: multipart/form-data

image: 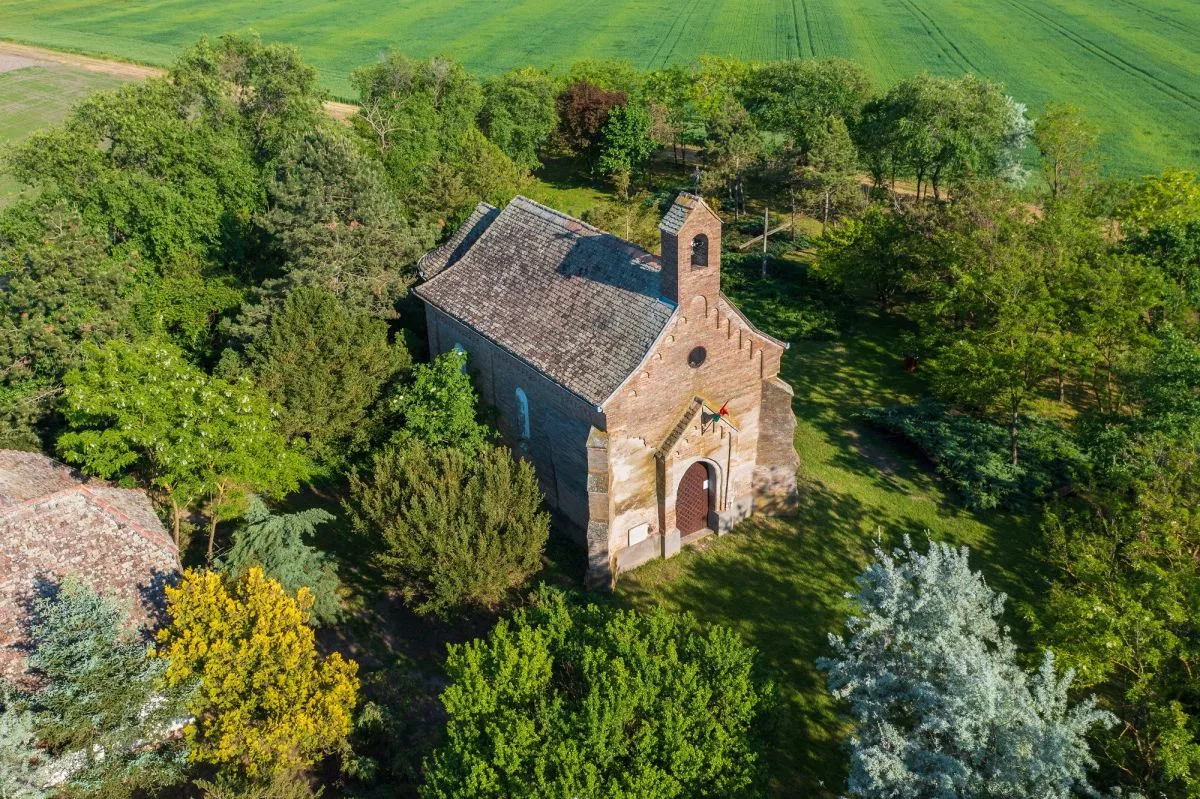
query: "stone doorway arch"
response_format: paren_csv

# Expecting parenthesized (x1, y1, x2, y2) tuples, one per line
(675, 461, 713, 535)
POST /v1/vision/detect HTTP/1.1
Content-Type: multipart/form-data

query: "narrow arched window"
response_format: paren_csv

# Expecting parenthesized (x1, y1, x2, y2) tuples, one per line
(515, 387, 530, 441)
(452, 343, 467, 373)
(690, 234, 709, 268)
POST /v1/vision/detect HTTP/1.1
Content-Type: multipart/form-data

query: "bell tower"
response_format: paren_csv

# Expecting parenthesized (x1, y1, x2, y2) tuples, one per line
(659, 193, 722, 306)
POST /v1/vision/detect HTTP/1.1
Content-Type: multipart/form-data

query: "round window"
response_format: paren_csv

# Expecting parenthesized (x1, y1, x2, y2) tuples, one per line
(687, 346, 707, 368)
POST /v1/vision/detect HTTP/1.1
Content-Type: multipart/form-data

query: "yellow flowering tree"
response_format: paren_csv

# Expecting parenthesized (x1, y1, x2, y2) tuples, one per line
(155, 568, 359, 782)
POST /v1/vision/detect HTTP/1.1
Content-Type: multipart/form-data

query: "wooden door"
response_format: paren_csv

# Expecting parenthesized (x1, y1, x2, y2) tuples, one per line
(675, 462, 711, 535)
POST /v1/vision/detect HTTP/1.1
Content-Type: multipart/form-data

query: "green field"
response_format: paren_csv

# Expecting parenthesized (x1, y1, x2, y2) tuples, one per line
(1, 0, 1199, 175)
(0, 62, 128, 202)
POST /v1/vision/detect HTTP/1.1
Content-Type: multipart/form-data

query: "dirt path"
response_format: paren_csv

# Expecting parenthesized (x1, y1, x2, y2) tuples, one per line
(0, 39, 358, 120)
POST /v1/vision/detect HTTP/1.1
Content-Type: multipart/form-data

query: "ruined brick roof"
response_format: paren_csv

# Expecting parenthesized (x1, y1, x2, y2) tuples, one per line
(414, 196, 675, 406)
(0, 451, 180, 680)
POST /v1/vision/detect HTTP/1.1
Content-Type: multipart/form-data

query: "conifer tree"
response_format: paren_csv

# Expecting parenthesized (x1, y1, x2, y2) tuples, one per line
(821, 539, 1112, 799)
(25, 580, 187, 797)
(220, 497, 343, 626)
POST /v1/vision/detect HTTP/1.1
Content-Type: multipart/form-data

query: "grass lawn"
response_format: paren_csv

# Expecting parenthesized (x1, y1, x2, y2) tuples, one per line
(617, 296, 1042, 796)
(0, 62, 129, 204)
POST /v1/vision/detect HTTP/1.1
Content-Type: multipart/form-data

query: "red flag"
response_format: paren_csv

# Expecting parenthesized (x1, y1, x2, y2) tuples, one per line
(718, 401, 730, 417)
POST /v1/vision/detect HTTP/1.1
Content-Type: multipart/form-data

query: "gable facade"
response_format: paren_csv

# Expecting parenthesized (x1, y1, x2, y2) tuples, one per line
(416, 194, 799, 587)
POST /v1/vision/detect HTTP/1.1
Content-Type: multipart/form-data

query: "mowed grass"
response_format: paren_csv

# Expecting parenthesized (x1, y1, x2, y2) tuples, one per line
(617, 307, 1041, 796)
(0, 63, 128, 203)
(1, 0, 1199, 175)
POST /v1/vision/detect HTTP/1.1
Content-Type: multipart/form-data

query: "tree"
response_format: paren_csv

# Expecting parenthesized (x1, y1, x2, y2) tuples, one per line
(1118, 168, 1200, 231)
(0, 690, 55, 799)
(0, 205, 135, 449)
(55, 339, 309, 557)
(1125, 220, 1200, 313)
(25, 580, 187, 797)
(252, 128, 431, 328)
(422, 587, 768, 798)
(1033, 103, 1099, 200)
(793, 115, 863, 233)
(220, 497, 344, 627)
(857, 75, 1018, 198)
(393, 349, 491, 455)
(8, 77, 262, 265)
(815, 204, 919, 312)
(170, 34, 324, 164)
(346, 442, 548, 617)
(820, 539, 1113, 799)
(478, 67, 559, 172)
(596, 101, 657, 181)
(702, 101, 762, 220)
(555, 81, 627, 168)
(246, 287, 410, 470)
(155, 568, 359, 785)
(741, 58, 872, 155)
(1034, 326, 1200, 797)
(349, 53, 508, 221)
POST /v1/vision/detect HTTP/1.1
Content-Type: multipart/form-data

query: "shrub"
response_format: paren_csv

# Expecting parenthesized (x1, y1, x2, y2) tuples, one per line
(859, 399, 1085, 509)
(721, 247, 840, 341)
(155, 568, 359, 784)
(422, 587, 770, 798)
(346, 442, 548, 617)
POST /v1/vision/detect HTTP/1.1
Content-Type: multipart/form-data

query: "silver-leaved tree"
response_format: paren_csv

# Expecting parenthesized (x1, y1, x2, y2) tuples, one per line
(820, 539, 1114, 799)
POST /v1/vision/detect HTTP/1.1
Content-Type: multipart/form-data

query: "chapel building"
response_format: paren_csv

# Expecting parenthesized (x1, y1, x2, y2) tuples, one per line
(414, 193, 799, 586)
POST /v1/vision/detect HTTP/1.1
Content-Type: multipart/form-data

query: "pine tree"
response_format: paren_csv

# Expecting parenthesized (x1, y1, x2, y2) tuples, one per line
(820, 539, 1113, 799)
(220, 497, 344, 626)
(25, 580, 187, 797)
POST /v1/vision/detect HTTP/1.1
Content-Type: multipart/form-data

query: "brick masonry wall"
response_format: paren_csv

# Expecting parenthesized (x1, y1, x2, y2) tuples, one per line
(425, 306, 602, 534)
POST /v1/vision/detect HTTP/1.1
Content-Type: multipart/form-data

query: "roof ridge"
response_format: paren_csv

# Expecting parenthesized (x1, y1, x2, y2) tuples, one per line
(508, 195, 604, 235)
(79, 485, 178, 552)
(508, 196, 661, 268)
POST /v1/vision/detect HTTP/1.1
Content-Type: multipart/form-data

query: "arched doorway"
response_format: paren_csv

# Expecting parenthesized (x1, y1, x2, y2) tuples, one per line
(676, 461, 712, 535)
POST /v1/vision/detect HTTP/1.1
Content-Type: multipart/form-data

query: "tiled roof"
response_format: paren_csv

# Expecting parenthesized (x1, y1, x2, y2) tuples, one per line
(0, 451, 180, 680)
(659, 192, 703, 234)
(414, 196, 676, 406)
(417, 201, 501, 279)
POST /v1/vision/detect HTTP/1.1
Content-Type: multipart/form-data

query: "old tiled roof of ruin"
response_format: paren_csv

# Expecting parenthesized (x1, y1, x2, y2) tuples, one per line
(414, 196, 676, 406)
(0, 450, 180, 679)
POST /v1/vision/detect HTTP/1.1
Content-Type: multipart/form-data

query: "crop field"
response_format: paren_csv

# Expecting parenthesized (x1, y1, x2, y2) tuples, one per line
(0, 57, 128, 203)
(1, 0, 1198, 175)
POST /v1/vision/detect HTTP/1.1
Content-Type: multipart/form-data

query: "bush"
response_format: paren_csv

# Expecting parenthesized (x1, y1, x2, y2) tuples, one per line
(422, 587, 770, 799)
(859, 399, 1085, 509)
(346, 442, 548, 617)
